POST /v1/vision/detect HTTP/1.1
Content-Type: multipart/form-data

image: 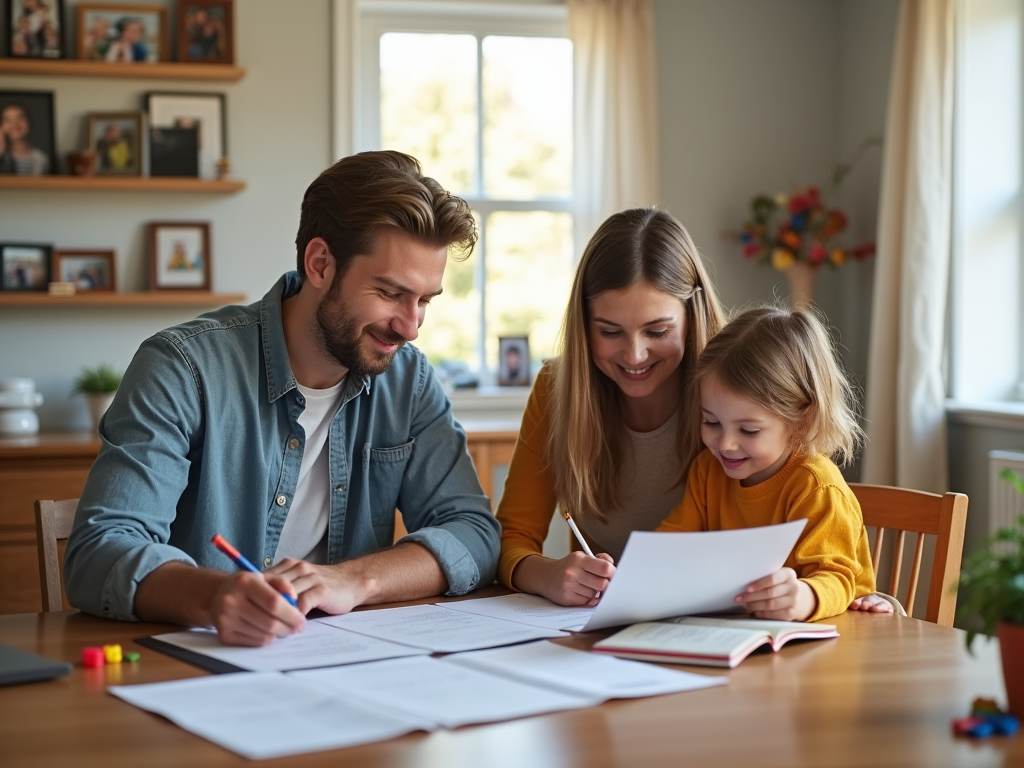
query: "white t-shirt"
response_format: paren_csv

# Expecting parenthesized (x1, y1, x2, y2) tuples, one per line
(274, 379, 345, 565)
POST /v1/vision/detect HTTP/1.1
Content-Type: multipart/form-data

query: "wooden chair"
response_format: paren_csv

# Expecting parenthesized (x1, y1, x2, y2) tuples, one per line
(849, 484, 968, 627)
(34, 498, 79, 612)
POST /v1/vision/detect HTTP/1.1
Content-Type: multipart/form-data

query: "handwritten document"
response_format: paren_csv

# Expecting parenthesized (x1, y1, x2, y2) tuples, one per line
(583, 520, 807, 631)
(109, 672, 432, 760)
(439, 593, 596, 631)
(317, 604, 564, 652)
(151, 621, 429, 672)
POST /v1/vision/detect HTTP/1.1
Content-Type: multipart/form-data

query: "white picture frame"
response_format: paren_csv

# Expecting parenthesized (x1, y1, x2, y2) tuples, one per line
(144, 91, 225, 180)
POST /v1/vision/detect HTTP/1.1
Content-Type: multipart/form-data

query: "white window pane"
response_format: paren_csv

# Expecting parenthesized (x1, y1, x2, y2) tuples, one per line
(417, 217, 481, 369)
(485, 211, 574, 370)
(482, 36, 572, 199)
(380, 33, 478, 195)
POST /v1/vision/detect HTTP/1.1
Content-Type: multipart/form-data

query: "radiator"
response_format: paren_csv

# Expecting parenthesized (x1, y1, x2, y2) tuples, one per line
(989, 450, 1024, 534)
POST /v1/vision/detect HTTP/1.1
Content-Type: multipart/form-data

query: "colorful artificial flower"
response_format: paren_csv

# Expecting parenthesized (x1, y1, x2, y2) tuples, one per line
(771, 248, 795, 271)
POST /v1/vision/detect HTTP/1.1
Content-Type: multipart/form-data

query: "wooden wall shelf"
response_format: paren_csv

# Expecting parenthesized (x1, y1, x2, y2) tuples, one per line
(0, 176, 245, 193)
(0, 58, 245, 81)
(0, 292, 246, 308)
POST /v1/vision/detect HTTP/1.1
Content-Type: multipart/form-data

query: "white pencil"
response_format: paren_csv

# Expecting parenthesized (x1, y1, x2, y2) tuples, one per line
(563, 511, 596, 557)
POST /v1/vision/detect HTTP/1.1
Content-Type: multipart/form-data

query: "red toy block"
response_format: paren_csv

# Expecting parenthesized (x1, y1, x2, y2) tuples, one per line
(81, 646, 104, 668)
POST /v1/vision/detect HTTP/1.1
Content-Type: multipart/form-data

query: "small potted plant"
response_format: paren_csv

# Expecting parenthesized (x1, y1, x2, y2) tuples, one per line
(958, 468, 1024, 717)
(71, 364, 122, 431)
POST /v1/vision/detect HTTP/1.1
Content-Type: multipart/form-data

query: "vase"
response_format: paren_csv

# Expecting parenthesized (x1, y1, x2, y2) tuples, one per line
(998, 621, 1024, 717)
(85, 392, 116, 432)
(785, 262, 820, 310)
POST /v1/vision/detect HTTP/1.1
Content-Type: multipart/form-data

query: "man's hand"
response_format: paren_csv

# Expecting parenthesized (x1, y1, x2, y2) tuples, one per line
(512, 552, 616, 607)
(735, 567, 817, 621)
(208, 571, 305, 646)
(265, 558, 374, 616)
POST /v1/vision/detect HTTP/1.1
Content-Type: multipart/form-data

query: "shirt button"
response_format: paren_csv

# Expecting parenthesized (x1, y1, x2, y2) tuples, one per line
(288, 438, 300, 450)
(263, 557, 272, 568)
(276, 495, 287, 507)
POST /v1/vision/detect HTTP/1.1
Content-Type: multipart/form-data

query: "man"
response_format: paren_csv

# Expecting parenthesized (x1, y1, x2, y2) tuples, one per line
(65, 151, 500, 646)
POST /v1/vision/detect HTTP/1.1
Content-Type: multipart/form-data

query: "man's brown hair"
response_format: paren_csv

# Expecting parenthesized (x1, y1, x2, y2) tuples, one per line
(294, 150, 477, 278)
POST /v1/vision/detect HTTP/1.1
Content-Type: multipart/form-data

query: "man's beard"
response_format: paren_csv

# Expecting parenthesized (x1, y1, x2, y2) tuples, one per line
(313, 277, 406, 377)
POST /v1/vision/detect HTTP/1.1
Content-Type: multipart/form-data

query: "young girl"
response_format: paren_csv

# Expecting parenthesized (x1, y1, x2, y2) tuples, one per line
(656, 305, 879, 622)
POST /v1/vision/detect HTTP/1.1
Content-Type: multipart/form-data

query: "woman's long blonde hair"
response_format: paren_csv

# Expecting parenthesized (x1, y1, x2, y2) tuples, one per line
(689, 306, 864, 465)
(546, 208, 724, 522)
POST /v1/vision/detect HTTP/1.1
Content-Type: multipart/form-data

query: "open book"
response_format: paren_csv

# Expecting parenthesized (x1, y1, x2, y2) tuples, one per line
(591, 616, 839, 668)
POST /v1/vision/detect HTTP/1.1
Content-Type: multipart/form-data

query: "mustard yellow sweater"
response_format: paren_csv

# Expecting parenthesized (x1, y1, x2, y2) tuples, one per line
(657, 449, 875, 621)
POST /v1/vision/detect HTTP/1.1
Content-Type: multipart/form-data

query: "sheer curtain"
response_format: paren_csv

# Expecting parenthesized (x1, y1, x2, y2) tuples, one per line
(568, 0, 659, 247)
(862, 0, 955, 492)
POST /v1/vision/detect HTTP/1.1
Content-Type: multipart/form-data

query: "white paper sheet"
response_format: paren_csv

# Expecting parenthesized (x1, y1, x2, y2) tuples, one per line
(582, 520, 808, 631)
(109, 672, 432, 760)
(317, 604, 565, 652)
(151, 621, 429, 672)
(289, 655, 597, 728)
(442, 640, 727, 699)
(438, 593, 596, 631)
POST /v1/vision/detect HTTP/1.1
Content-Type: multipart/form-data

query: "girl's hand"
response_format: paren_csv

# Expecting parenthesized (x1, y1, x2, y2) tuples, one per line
(736, 567, 817, 621)
(512, 552, 615, 607)
(849, 593, 895, 613)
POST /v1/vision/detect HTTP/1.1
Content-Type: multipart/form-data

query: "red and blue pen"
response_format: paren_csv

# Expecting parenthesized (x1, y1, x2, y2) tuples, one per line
(211, 534, 299, 609)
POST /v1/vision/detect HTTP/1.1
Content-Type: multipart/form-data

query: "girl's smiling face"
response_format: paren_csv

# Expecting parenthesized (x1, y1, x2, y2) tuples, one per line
(699, 375, 796, 487)
(587, 281, 686, 403)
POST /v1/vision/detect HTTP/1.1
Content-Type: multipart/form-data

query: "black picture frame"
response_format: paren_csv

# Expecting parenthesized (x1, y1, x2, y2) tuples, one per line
(149, 126, 199, 177)
(0, 90, 56, 176)
(498, 336, 530, 386)
(6, 0, 65, 58)
(144, 91, 226, 180)
(1, 242, 52, 291)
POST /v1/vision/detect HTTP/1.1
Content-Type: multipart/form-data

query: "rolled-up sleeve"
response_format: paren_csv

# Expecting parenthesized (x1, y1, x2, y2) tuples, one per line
(394, 358, 500, 594)
(64, 335, 201, 620)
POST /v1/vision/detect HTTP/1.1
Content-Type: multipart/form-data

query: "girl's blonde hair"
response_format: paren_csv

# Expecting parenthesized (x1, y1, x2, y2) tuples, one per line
(690, 305, 863, 465)
(547, 208, 725, 522)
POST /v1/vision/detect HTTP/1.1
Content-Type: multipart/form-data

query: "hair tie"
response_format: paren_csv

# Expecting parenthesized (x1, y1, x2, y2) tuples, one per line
(694, 285, 702, 293)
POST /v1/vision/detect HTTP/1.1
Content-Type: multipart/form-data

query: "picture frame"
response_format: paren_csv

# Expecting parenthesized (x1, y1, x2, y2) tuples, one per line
(144, 91, 225, 180)
(77, 3, 167, 63)
(7, 0, 65, 59)
(1, 242, 51, 291)
(0, 90, 55, 176)
(498, 336, 530, 386)
(86, 111, 144, 176)
(52, 249, 116, 292)
(148, 222, 211, 292)
(176, 0, 233, 65)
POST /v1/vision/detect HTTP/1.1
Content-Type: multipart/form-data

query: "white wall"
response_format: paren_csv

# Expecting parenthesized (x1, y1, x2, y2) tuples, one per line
(0, 0, 334, 429)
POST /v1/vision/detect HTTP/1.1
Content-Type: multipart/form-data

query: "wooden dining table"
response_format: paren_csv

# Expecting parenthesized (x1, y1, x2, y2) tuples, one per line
(0, 594, 1019, 767)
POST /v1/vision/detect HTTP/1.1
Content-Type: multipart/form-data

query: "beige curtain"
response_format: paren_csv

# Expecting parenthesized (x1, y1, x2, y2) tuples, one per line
(862, 0, 955, 492)
(568, 0, 659, 247)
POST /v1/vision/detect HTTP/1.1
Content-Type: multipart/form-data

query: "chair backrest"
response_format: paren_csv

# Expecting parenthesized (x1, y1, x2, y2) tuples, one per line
(849, 483, 968, 627)
(34, 499, 79, 612)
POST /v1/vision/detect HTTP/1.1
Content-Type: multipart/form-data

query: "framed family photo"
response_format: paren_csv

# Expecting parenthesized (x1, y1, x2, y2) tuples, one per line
(7, 0, 65, 58)
(145, 91, 225, 180)
(53, 249, 116, 292)
(176, 0, 233, 64)
(77, 3, 166, 62)
(148, 222, 211, 291)
(86, 111, 143, 176)
(1, 242, 51, 291)
(498, 336, 530, 386)
(0, 90, 55, 176)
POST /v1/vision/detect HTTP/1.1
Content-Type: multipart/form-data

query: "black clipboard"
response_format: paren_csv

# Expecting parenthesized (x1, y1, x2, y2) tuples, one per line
(135, 636, 245, 675)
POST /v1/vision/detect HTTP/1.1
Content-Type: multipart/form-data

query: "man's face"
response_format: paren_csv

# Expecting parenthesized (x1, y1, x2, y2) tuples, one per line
(314, 230, 447, 377)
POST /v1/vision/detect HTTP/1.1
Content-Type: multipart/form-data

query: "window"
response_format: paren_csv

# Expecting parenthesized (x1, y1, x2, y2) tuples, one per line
(951, 0, 1024, 403)
(356, 1, 574, 377)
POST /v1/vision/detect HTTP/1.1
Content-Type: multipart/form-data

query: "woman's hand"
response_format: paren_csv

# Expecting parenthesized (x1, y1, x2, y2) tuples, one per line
(511, 552, 616, 607)
(735, 567, 817, 621)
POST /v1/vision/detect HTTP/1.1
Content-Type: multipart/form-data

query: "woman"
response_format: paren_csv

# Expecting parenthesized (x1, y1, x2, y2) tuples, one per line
(496, 207, 893, 615)
(496, 208, 722, 605)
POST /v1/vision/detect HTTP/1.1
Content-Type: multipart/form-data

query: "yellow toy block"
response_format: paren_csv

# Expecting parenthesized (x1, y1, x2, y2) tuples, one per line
(103, 644, 123, 664)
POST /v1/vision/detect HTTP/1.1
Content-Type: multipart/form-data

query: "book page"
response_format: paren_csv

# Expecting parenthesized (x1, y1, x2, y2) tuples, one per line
(594, 622, 766, 658)
(443, 640, 726, 699)
(151, 621, 429, 672)
(109, 672, 432, 760)
(583, 520, 807, 631)
(289, 655, 596, 728)
(316, 604, 565, 652)
(667, 616, 838, 644)
(438, 593, 596, 631)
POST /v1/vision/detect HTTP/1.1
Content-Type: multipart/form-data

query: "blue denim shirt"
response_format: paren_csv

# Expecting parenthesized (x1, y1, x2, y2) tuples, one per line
(64, 273, 500, 621)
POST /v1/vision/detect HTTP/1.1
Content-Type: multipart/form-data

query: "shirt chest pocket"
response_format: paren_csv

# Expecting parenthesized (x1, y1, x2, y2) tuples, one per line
(363, 439, 414, 533)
